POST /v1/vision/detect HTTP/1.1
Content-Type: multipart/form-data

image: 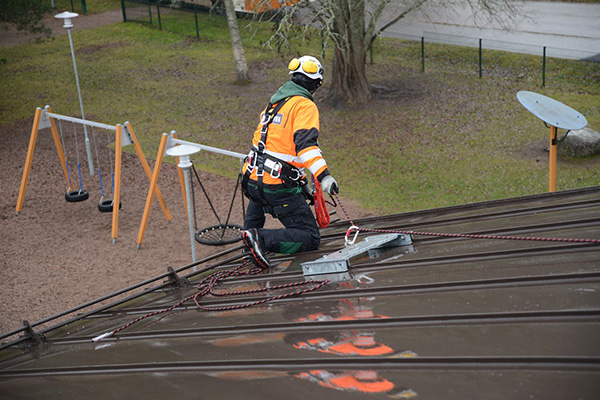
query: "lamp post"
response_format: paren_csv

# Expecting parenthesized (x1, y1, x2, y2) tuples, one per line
(165, 143, 201, 268)
(55, 11, 95, 176)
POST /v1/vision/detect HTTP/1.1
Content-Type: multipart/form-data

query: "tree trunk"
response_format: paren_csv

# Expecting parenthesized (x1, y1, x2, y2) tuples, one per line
(223, 0, 250, 83)
(329, 44, 372, 108)
(327, 0, 372, 108)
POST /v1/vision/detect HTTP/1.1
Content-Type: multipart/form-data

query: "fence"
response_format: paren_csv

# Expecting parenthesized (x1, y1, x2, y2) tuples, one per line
(121, 0, 214, 37)
(119, 0, 599, 87)
(380, 30, 599, 87)
(51, 0, 88, 14)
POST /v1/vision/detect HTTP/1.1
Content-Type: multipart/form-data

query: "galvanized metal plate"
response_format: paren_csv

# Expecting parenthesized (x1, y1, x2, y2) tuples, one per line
(121, 126, 134, 147)
(517, 90, 587, 130)
(302, 233, 413, 276)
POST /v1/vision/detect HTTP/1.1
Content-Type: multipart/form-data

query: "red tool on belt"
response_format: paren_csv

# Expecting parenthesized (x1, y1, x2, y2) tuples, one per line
(312, 177, 330, 228)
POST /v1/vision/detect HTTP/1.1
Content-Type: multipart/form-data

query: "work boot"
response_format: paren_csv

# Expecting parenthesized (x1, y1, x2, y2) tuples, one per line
(242, 229, 270, 269)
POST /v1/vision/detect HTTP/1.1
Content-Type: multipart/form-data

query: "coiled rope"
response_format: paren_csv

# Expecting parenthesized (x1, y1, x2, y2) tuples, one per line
(333, 193, 600, 245)
(92, 259, 329, 343)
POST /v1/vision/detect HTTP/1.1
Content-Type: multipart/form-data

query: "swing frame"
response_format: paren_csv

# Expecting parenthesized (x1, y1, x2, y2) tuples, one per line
(137, 131, 246, 248)
(16, 105, 173, 244)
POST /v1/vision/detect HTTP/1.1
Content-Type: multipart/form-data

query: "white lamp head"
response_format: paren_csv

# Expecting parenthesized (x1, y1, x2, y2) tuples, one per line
(165, 144, 201, 169)
(55, 11, 79, 29)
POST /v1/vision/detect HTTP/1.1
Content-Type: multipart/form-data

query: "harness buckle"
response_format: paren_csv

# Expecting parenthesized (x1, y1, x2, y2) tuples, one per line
(261, 111, 274, 126)
(256, 154, 265, 177)
(270, 162, 282, 179)
(247, 150, 257, 172)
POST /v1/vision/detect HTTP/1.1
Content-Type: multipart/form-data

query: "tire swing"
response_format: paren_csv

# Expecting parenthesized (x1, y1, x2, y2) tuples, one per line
(189, 164, 244, 246)
(91, 126, 121, 213)
(59, 120, 89, 203)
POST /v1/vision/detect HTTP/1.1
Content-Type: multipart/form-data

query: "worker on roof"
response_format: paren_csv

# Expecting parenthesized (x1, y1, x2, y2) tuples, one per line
(241, 55, 338, 269)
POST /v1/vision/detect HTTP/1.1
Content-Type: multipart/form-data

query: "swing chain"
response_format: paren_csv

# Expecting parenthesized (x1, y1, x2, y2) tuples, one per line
(189, 165, 244, 246)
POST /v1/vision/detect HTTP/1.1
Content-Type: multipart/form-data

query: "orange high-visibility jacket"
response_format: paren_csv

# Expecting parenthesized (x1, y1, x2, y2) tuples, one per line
(243, 95, 328, 188)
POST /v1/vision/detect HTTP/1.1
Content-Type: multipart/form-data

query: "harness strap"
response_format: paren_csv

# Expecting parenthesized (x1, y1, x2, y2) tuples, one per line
(243, 97, 293, 205)
(256, 97, 291, 203)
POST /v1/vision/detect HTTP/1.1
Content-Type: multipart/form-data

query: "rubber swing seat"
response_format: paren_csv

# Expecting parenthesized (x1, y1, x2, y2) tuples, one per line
(195, 224, 243, 246)
(65, 189, 89, 203)
(98, 199, 122, 213)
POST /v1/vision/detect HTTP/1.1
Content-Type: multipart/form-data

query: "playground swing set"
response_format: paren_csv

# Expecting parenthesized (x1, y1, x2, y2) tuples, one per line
(16, 105, 174, 244)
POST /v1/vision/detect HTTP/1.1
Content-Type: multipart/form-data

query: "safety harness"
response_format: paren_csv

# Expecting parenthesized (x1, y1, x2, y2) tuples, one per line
(242, 97, 307, 217)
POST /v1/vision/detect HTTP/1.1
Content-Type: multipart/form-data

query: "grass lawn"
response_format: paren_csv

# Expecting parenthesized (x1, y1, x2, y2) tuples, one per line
(1, 6, 598, 215)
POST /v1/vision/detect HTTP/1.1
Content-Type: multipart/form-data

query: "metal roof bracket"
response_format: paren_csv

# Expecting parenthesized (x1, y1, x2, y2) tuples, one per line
(20, 320, 46, 347)
(164, 266, 189, 288)
(302, 233, 413, 276)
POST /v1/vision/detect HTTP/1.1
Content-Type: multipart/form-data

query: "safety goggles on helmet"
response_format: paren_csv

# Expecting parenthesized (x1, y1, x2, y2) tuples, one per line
(288, 56, 324, 81)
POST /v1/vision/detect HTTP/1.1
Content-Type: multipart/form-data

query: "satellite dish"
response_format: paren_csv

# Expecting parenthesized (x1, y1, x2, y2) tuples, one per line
(516, 91, 588, 193)
(516, 91, 587, 130)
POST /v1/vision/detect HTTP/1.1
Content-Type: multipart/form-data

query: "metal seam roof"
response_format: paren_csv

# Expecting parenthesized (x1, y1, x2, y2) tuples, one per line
(1, 186, 599, 399)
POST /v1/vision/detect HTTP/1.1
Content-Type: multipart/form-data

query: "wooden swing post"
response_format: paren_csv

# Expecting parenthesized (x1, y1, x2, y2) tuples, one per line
(137, 132, 173, 248)
(126, 122, 173, 222)
(16, 106, 72, 214)
(111, 124, 123, 244)
(48, 107, 72, 191)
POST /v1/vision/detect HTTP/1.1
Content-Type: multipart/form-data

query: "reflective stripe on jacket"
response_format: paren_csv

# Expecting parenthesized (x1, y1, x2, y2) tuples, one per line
(243, 95, 328, 187)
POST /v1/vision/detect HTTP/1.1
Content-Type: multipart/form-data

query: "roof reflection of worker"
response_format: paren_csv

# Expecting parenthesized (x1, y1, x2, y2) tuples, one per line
(296, 370, 395, 394)
(296, 370, 418, 398)
(293, 296, 389, 322)
(293, 331, 394, 356)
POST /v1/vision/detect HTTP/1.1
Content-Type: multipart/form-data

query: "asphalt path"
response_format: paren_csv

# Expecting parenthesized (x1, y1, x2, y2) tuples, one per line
(379, 1, 600, 61)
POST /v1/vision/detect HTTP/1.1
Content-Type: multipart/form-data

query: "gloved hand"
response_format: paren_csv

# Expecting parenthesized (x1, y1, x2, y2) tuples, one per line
(321, 175, 339, 195)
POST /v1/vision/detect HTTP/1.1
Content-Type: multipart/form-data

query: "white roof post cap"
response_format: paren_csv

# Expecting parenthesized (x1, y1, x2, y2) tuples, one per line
(55, 11, 79, 29)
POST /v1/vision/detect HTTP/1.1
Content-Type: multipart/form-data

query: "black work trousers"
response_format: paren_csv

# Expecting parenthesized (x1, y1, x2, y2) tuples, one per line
(243, 184, 320, 254)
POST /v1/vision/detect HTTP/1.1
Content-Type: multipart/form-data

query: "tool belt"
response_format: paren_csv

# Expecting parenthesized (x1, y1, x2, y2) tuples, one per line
(241, 149, 305, 211)
(245, 148, 303, 186)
